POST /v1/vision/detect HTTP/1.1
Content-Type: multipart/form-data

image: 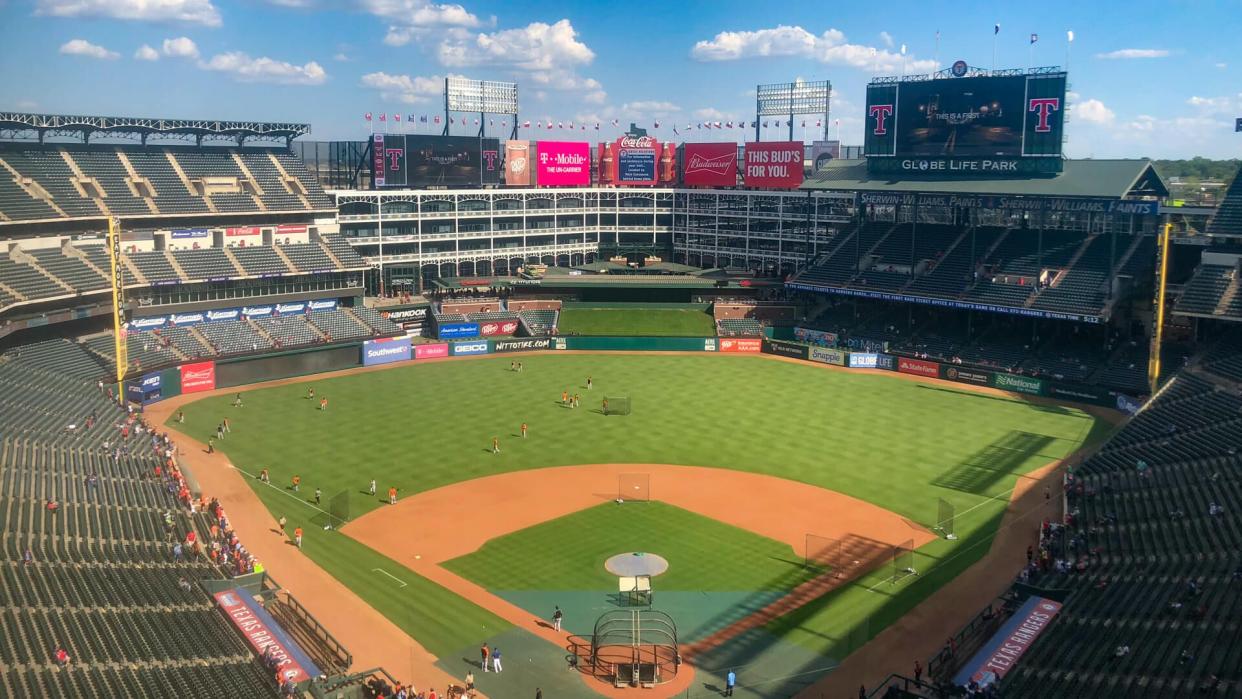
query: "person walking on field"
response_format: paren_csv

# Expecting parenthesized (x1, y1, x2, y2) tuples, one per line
(586, 376, 592, 390)
(292, 475, 301, 492)
(388, 486, 398, 505)
(223, 417, 230, 433)
(480, 643, 490, 671)
(278, 515, 287, 534)
(552, 606, 563, 632)
(561, 390, 568, 406)
(314, 488, 322, 506)
(490, 647, 502, 673)
(233, 393, 243, 408)
(294, 526, 303, 549)
(492, 437, 500, 454)
(521, 422, 528, 438)
(369, 479, 377, 496)
(725, 668, 736, 696)
(602, 398, 609, 415)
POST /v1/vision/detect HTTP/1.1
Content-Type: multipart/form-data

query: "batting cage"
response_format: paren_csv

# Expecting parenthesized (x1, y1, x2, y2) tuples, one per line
(312, 490, 350, 530)
(891, 539, 917, 584)
(569, 609, 680, 688)
(618, 473, 651, 502)
(804, 534, 845, 574)
(935, 498, 957, 540)
(604, 396, 631, 415)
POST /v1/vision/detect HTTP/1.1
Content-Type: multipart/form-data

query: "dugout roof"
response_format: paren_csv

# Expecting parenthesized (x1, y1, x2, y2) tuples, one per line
(802, 158, 1168, 201)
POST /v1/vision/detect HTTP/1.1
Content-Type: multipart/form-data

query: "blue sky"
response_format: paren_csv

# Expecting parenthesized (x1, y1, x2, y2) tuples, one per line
(1, 0, 1239, 158)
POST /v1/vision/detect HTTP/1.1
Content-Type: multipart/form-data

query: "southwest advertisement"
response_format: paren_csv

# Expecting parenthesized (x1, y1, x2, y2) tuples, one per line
(681, 142, 738, 186)
(743, 141, 804, 188)
(535, 141, 591, 186)
(362, 337, 412, 367)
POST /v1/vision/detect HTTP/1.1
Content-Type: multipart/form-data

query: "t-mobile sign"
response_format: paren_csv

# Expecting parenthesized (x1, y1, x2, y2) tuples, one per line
(535, 141, 591, 186)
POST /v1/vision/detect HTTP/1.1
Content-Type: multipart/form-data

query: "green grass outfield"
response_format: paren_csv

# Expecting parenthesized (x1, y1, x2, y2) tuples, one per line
(176, 354, 1109, 671)
(557, 307, 716, 336)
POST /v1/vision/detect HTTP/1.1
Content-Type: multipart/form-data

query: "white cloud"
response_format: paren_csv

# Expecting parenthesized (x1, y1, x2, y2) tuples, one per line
(1095, 48, 1170, 59)
(359, 71, 446, 103)
(16, 100, 39, 110)
(134, 44, 160, 61)
(59, 39, 119, 60)
(1186, 94, 1241, 114)
(36, 0, 221, 26)
(621, 101, 680, 114)
(333, 52, 350, 62)
(162, 36, 199, 59)
(693, 108, 733, 121)
(879, 31, 894, 49)
(358, 0, 480, 47)
(1073, 98, 1115, 125)
(437, 19, 605, 103)
(1216, 62, 1228, 69)
(199, 52, 326, 85)
(691, 24, 936, 73)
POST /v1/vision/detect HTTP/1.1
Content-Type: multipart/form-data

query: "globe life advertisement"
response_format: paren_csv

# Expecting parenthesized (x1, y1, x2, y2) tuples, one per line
(535, 141, 591, 186)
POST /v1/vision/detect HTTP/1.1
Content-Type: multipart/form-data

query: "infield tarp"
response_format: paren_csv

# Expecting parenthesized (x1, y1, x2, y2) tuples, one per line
(954, 596, 1062, 689)
(362, 337, 412, 366)
(214, 588, 321, 684)
(762, 338, 809, 361)
(561, 336, 717, 352)
(438, 322, 480, 339)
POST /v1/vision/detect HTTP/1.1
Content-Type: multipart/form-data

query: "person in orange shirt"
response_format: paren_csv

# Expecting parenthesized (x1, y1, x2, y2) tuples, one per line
(388, 486, 398, 505)
(293, 526, 303, 548)
(292, 475, 301, 492)
(561, 390, 568, 406)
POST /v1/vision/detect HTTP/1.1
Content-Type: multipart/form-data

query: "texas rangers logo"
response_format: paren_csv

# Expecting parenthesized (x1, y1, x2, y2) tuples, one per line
(1028, 98, 1060, 133)
(869, 104, 894, 135)
(385, 148, 403, 170)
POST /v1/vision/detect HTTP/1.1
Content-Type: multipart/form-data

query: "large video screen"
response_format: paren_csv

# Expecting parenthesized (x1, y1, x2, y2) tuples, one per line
(374, 134, 501, 188)
(864, 73, 1066, 160)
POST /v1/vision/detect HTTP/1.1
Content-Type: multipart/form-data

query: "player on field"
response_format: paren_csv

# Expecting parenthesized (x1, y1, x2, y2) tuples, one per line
(294, 526, 303, 548)
(369, 479, 377, 496)
(521, 422, 528, 438)
(492, 437, 501, 454)
(292, 475, 301, 492)
(602, 398, 609, 414)
(586, 376, 592, 390)
(561, 390, 568, 406)
(307, 387, 315, 400)
(319, 397, 328, 411)
(388, 486, 398, 505)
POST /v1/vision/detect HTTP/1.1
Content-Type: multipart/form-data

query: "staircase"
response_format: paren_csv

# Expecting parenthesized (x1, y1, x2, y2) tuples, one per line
(59, 150, 110, 217)
(64, 244, 109, 281)
(230, 152, 268, 212)
(247, 319, 275, 345)
(121, 255, 148, 285)
(267, 152, 313, 209)
(0, 280, 26, 302)
(271, 244, 298, 273)
(318, 240, 345, 268)
(0, 156, 68, 218)
(186, 326, 216, 356)
(10, 248, 74, 294)
(115, 150, 161, 215)
(1025, 234, 1099, 308)
(165, 151, 216, 213)
(220, 247, 248, 277)
(162, 251, 190, 282)
(1214, 276, 1240, 317)
(343, 308, 379, 335)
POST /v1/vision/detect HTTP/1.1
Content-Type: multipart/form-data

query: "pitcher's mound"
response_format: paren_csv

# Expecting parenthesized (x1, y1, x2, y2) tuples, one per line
(605, 552, 669, 577)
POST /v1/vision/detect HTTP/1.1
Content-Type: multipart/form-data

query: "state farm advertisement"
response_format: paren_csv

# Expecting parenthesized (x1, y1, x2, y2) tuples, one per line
(535, 141, 591, 186)
(180, 360, 217, 394)
(744, 141, 804, 188)
(718, 338, 762, 353)
(479, 320, 520, 337)
(682, 143, 738, 186)
(898, 357, 939, 378)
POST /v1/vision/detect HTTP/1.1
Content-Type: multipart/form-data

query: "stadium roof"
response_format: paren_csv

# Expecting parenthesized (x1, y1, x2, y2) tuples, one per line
(802, 159, 1169, 200)
(0, 112, 311, 145)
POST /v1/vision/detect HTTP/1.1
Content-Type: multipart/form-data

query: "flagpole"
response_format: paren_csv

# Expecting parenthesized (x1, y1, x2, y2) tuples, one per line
(935, 31, 941, 71)
(1066, 30, 1074, 71)
(992, 23, 999, 72)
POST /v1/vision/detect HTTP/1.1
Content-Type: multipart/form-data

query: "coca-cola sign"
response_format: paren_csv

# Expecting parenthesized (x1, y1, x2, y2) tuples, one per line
(614, 136, 659, 186)
(682, 143, 738, 186)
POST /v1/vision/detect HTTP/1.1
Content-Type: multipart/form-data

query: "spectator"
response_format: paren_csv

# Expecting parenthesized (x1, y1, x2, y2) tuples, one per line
(54, 646, 70, 665)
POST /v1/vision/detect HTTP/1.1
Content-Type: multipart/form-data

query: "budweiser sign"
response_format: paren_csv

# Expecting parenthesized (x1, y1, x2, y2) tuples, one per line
(682, 143, 738, 186)
(687, 152, 733, 173)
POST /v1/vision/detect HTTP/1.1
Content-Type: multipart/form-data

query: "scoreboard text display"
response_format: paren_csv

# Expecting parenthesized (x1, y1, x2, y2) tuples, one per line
(373, 134, 501, 188)
(864, 72, 1066, 175)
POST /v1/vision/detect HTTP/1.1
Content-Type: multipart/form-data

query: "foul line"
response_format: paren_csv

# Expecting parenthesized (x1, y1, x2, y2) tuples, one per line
(372, 568, 408, 588)
(229, 463, 336, 519)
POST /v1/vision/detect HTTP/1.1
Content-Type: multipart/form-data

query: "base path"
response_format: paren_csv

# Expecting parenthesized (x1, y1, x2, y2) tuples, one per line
(344, 463, 935, 697)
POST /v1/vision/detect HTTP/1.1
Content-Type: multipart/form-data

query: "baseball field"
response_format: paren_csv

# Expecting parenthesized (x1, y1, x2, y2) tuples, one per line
(171, 352, 1110, 697)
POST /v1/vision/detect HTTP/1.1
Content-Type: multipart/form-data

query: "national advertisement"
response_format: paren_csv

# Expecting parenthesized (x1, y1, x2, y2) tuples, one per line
(613, 135, 659, 186)
(171, 312, 205, 326)
(479, 320, 520, 337)
(897, 356, 939, 378)
(954, 596, 1062, 690)
(438, 322, 480, 339)
(743, 141, 804, 188)
(809, 346, 846, 365)
(371, 134, 386, 188)
(763, 339, 808, 360)
(126, 383, 144, 405)
(504, 140, 531, 186)
(992, 372, 1044, 396)
(214, 588, 321, 684)
(275, 224, 307, 235)
(718, 338, 762, 353)
(493, 338, 553, 353)
(414, 343, 449, 359)
(362, 337, 412, 367)
(141, 372, 162, 391)
(450, 340, 490, 356)
(243, 305, 274, 318)
(308, 299, 337, 312)
(941, 365, 991, 386)
(535, 141, 591, 186)
(276, 302, 307, 315)
(874, 353, 897, 370)
(180, 361, 216, 394)
(681, 142, 738, 186)
(206, 308, 240, 322)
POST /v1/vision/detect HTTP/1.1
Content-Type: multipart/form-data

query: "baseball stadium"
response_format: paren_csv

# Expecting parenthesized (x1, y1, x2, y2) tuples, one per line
(1, 21, 1241, 699)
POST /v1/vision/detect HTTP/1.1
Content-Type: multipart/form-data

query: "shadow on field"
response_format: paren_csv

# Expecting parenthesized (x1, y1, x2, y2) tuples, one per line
(916, 385, 1080, 417)
(930, 431, 1056, 496)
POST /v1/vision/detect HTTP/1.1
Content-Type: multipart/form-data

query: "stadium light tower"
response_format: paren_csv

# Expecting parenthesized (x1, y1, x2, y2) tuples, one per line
(755, 80, 831, 142)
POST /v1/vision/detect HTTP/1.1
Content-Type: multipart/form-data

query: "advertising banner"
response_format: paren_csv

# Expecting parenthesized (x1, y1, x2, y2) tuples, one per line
(535, 141, 591, 186)
(170, 228, 208, 239)
(243, 305, 274, 319)
(809, 346, 846, 366)
(225, 226, 260, 237)
(794, 327, 837, 346)
(897, 356, 939, 378)
(206, 308, 241, 322)
(849, 352, 879, 369)
(399, 135, 501, 187)
(362, 337, 412, 367)
(171, 312, 205, 326)
(953, 596, 1062, 690)
(275, 224, 307, 235)
(941, 365, 992, 386)
(493, 338, 553, 353)
(614, 135, 660, 186)
(214, 588, 322, 684)
(719, 338, 762, 353)
(703, 338, 717, 352)
(681, 142, 738, 186)
(992, 372, 1045, 396)
(874, 353, 897, 370)
(125, 383, 144, 404)
(504, 140, 531, 186)
(414, 343, 449, 359)
(180, 360, 216, 394)
(381, 306, 429, 323)
(763, 339, 809, 360)
(130, 315, 168, 330)
(479, 320, 520, 337)
(141, 372, 162, 391)
(744, 141, 804, 188)
(371, 133, 386, 188)
(438, 322, 480, 339)
(450, 340, 490, 356)
(308, 299, 337, 312)
(1047, 382, 1107, 405)
(276, 302, 307, 315)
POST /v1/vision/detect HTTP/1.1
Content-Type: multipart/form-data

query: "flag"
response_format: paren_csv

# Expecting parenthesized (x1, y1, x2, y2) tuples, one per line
(654, 121, 661, 128)
(379, 113, 386, 122)
(408, 114, 416, 122)
(801, 120, 806, 128)
(751, 121, 757, 128)
(900, 43, 907, 55)
(763, 121, 768, 128)
(394, 114, 400, 122)
(594, 123, 600, 130)
(364, 113, 372, 121)
(420, 115, 427, 123)
(489, 119, 494, 126)
(522, 120, 530, 128)
(1067, 30, 1074, 43)
(816, 120, 822, 127)
(994, 23, 1001, 35)
(611, 119, 619, 127)
(673, 126, 679, 135)
(1030, 33, 1039, 44)
(434, 116, 441, 124)
(474, 118, 480, 125)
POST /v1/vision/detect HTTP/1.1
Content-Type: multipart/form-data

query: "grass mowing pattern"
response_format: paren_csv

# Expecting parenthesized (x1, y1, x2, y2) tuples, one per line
(557, 308, 716, 336)
(177, 354, 1106, 660)
(444, 502, 817, 592)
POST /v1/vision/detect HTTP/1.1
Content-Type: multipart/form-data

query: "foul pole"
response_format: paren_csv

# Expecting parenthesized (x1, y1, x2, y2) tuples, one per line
(106, 218, 128, 393)
(1147, 221, 1171, 394)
